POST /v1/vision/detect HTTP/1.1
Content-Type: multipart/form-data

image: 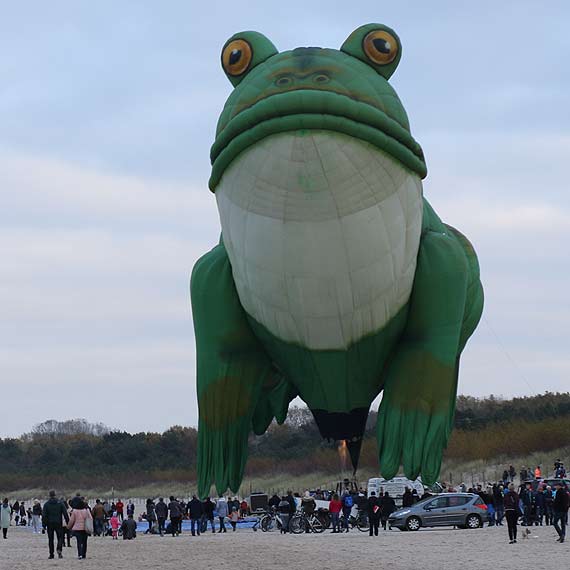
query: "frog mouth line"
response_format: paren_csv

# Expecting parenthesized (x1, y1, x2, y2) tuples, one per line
(209, 90, 427, 192)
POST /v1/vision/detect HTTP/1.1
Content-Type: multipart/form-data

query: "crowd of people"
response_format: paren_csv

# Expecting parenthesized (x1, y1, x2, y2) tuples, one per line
(0, 459, 567, 559)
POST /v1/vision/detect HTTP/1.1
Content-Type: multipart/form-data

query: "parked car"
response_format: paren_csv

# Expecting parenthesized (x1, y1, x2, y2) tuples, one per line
(388, 493, 488, 531)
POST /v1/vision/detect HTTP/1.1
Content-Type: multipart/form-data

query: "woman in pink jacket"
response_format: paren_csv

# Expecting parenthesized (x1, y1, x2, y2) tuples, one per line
(68, 499, 93, 560)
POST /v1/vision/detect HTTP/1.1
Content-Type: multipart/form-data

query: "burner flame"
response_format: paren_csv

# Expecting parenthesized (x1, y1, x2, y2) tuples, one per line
(338, 439, 350, 472)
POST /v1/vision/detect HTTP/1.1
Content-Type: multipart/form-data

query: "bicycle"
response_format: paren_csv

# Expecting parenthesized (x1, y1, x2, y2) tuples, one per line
(252, 509, 283, 532)
(289, 511, 325, 534)
(339, 511, 370, 532)
(261, 510, 284, 532)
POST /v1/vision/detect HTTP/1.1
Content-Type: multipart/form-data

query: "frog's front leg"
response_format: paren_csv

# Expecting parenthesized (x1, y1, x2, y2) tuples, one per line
(191, 242, 273, 498)
(376, 214, 482, 485)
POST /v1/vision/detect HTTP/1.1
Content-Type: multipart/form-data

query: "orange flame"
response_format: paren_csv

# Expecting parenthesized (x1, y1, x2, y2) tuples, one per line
(338, 439, 350, 472)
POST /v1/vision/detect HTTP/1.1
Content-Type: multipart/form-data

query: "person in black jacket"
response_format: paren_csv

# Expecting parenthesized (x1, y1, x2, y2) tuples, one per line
(493, 485, 505, 526)
(202, 497, 216, 533)
(379, 492, 396, 530)
(286, 491, 296, 515)
(367, 492, 381, 537)
(402, 488, 413, 508)
(42, 491, 69, 559)
(155, 498, 168, 536)
(553, 483, 569, 543)
(69, 494, 83, 510)
(121, 514, 137, 540)
(268, 494, 281, 510)
(504, 484, 519, 544)
(188, 495, 203, 536)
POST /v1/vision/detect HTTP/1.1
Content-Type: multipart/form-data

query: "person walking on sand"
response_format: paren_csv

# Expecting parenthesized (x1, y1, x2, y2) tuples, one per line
(202, 497, 216, 533)
(145, 499, 156, 534)
(31, 500, 42, 534)
(42, 491, 70, 559)
(91, 499, 106, 536)
(341, 491, 353, 533)
(380, 492, 396, 530)
(188, 495, 203, 536)
(155, 498, 168, 536)
(329, 494, 342, 533)
(229, 506, 239, 531)
(504, 483, 520, 544)
(168, 497, 182, 536)
(552, 482, 569, 543)
(110, 512, 120, 539)
(115, 499, 124, 522)
(1, 499, 10, 539)
(367, 492, 381, 537)
(278, 496, 292, 534)
(216, 495, 228, 533)
(68, 498, 93, 560)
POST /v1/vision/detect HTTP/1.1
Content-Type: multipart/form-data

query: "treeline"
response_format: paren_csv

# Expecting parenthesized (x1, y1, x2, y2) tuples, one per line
(0, 393, 568, 491)
(454, 392, 570, 429)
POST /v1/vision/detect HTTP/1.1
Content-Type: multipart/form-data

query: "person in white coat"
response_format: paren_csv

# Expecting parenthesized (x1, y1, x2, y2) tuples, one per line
(215, 496, 228, 533)
(1, 498, 11, 539)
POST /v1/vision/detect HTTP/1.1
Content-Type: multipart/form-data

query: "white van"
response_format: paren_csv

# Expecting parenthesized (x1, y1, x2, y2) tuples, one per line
(367, 476, 441, 506)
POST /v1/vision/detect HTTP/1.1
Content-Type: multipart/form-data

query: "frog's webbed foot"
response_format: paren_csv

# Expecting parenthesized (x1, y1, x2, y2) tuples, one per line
(191, 243, 273, 497)
(252, 373, 298, 435)
(377, 209, 483, 485)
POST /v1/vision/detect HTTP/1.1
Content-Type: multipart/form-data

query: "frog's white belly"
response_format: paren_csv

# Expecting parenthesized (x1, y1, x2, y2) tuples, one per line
(216, 131, 423, 350)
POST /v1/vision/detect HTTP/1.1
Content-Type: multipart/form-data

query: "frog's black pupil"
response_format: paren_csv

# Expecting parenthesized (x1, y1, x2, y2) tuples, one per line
(372, 38, 391, 54)
(229, 49, 242, 65)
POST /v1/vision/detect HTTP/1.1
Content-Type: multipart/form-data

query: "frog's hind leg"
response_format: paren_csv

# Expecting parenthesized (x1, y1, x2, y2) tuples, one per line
(191, 243, 273, 498)
(376, 200, 483, 485)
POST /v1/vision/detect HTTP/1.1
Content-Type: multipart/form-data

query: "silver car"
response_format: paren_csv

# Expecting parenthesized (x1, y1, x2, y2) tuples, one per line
(388, 493, 489, 531)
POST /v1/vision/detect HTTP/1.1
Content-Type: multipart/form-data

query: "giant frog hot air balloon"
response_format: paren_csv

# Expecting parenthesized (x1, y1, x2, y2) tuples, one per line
(191, 23, 483, 497)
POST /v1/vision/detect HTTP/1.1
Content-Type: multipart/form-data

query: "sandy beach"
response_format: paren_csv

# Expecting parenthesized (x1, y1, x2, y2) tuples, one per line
(1, 523, 567, 570)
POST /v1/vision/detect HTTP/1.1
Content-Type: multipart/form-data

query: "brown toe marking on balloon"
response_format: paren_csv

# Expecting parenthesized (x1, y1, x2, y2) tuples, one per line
(200, 376, 252, 429)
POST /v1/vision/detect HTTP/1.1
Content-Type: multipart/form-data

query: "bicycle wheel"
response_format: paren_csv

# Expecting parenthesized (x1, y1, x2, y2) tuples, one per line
(317, 511, 331, 529)
(310, 515, 325, 533)
(356, 514, 370, 532)
(289, 513, 305, 534)
(261, 515, 274, 532)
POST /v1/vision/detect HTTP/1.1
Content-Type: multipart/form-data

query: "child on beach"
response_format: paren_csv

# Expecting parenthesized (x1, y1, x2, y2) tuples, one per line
(229, 507, 239, 532)
(110, 512, 120, 539)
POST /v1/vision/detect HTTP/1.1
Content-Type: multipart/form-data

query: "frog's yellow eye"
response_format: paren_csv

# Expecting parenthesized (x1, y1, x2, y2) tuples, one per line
(222, 39, 253, 77)
(362, 30, 398, 65)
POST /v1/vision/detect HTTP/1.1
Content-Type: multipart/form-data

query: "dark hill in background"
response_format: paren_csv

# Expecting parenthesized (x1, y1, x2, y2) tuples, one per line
(0, 392, 569, 492)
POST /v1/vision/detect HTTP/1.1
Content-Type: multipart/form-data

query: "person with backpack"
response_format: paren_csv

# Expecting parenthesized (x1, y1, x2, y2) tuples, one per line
(341, 492, 354, 532)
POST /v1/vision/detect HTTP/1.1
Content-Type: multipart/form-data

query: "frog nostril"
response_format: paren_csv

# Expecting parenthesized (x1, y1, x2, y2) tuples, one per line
(275, 76, 293, 87)
(313, 73, 330, 84)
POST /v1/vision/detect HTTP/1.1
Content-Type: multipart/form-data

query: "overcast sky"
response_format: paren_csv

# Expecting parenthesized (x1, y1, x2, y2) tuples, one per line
(1, 1, 568, 438)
